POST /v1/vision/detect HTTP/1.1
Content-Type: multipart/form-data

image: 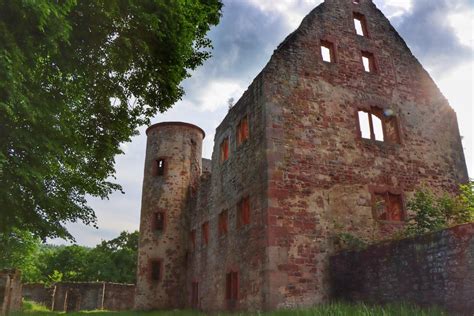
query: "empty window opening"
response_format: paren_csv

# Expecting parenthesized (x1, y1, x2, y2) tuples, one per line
(226, 271, 239, 309)
(320, 40, 335, 63)
(374, 192, 403, 221)
(353, 0, 360, 4)
(152, 212, 165, 233)
(150, 260, 161, 282)
(354, 13, 368, 36)
(190, 229, 196, 250)
(157, 159, 165, 176)
(218, 210, 228, 237)
(221, 137, 229, 162)
(191, 282, 199, 308)
(237, 197, 250, 228)
(237, 116, 249, 146)
(358, 108, 400, 143)
(361, 51, 375, 73)
(202, 221, 209, 245)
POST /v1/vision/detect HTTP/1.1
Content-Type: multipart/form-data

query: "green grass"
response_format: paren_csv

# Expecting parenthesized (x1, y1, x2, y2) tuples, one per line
(13, 300, 449, 316)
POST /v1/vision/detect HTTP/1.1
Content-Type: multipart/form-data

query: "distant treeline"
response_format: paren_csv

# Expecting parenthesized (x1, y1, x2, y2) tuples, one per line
(0, 230, 138, 284)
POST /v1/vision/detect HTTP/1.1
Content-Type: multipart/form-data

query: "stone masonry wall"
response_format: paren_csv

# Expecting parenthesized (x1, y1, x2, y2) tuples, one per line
(24, 282, 134, 312)
(330, 223, 474, 316)
(0, 270, 22, 315)
(261, 0, 468, 309)
(135, 123, 204, 310)
(185, 73, 269, 312)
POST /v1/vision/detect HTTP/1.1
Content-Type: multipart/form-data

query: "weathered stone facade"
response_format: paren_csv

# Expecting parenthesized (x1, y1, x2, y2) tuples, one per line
(330, 223, 474, 316)
(135, 0, 469, 312)
(23, 282, 135, 312)
(0, 270, 22, 315)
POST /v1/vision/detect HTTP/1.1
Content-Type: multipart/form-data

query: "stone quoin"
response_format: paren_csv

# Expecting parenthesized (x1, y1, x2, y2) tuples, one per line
(135, 0, 469, 312)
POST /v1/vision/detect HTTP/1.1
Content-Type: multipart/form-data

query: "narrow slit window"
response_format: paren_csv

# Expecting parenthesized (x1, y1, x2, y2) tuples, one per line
(150, 260, 161, 282)
(221, 137, 229, 162)
(354, 13, 368, 36)
(190, 229, 196, 250)
(191, 282, 199, 308)
(237, 197, 250, 228)
(157, 159, 165, 176)
(361, 51, 375, 73)
(320, 40, 335, 63)
(237, 116, 249, 146)
(202, 221, 209, 245)
(152, 212, 165, 233)
(218, 210, 228, 237)
(226, 271, 239, 309)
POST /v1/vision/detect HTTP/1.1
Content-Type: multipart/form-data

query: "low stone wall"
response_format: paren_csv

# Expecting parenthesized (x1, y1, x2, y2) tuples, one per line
(23, 282, 135, 312)
(0, 269, 22, 315)
(330, 223, 474, 316)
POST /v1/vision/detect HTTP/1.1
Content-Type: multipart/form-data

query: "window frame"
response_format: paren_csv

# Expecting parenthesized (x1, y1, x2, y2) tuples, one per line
(201, 221, 210, 246)
(218, 210, 229, 237)
(237, 196, 250, 228)
(152, 157, 167, 176)
(353, 12, 369, 37)
(320, 40, 336, 63)
(370, 186, 406, 223)
(226, 270, 239, 310)
(361, 51, 376, 73)
(356, 107, 401, 144)
(151, 211, 166, 234)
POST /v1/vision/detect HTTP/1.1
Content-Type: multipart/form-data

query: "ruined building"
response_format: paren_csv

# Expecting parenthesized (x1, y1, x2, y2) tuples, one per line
(135, 0, 468, 312)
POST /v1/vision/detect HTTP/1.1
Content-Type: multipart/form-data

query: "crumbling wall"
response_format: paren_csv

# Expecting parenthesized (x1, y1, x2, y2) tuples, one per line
(330, 223, 474, 316)
(24, 282, 134, 312)
(0, 270, 22, 315)
(22, 283, 54, 308)
(262, 0, 468, 309)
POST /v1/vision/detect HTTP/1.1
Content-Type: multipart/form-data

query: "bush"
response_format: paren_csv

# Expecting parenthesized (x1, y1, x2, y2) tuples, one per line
(405, 182, 474, 236)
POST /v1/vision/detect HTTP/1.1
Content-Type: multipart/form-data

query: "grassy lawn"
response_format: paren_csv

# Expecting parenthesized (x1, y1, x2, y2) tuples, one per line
(13, 301, 450, 316)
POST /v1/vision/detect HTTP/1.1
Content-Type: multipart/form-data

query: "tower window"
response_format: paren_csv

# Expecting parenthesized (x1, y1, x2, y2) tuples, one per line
(218, 210, 228, 237)
(353, 13, 368, 36)
(202, 221, 209, 245)
(373, 192, 404, 221)
(220, 137, 230, 162)
(361, 51, 376, 73)
(153, 158, 166, 176)
(236, 116, 249, 146)
(152, 212, 165, 233)
(190, 229, 196, 250)
(320, 40, 335, 63)
(357, 108, 400, 143)
(226, 271, 239, 309)
(150, 260, 162, 282)
(237, 196, 250, 228)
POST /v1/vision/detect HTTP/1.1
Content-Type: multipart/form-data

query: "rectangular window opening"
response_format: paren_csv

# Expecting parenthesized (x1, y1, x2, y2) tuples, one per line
(191, 282, 199, 308)
(320, 40, 335, 63)
(361, 51, 375, 73)
(152, 212, 165, 233)
(237, 197, 250, 228)
(237, 116, 249, 146)
(157, 159, 165, 176)
(354, 13, 367, 36)
(221, 137, 229, 162)
(374, 192, 403, 221)
(218, 210, 228, 237)
(190, 230, 196, 250)
(150, 260, 161, 282)
(202, 221, 209, 245)
(358, 108, 399, 143)
(226, 271, 239, 309)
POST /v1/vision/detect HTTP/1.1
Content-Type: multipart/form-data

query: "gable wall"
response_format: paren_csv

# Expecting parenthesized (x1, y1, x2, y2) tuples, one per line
(262, 0, 468, 309)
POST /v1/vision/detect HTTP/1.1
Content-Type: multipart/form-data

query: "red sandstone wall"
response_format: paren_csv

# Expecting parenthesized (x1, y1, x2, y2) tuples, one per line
(330, 223, 474, 316)
(261, 0, 468, 309)
(185, 74, 269, 312)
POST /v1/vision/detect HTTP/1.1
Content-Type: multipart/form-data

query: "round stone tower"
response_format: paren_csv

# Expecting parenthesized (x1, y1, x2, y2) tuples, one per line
(135, 122, 204, 310)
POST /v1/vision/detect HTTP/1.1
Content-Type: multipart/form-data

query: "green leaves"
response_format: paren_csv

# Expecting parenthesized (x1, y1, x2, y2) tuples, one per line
(0, 0, 222, 240)
(405, 183, 474, 236)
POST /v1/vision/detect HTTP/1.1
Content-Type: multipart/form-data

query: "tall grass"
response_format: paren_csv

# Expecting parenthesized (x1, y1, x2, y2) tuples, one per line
(14, 300, 449, 316)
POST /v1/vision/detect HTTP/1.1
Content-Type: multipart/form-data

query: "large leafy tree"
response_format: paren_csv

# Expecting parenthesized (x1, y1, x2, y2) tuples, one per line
(0, 0, 222, 240)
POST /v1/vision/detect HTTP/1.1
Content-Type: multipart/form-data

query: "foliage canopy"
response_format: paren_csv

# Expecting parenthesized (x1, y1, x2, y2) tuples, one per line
(0, 0, 222, 240)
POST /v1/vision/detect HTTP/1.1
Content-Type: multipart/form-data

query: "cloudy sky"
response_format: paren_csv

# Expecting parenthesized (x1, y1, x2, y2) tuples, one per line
(51, 0, 474, 246)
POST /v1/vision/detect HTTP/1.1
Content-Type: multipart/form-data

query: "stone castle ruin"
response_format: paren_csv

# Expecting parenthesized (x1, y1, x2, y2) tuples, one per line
(135, 0, 469, 312)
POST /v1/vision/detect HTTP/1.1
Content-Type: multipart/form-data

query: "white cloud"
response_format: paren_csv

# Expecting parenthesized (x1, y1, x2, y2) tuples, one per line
(195, 80, 245, 112)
